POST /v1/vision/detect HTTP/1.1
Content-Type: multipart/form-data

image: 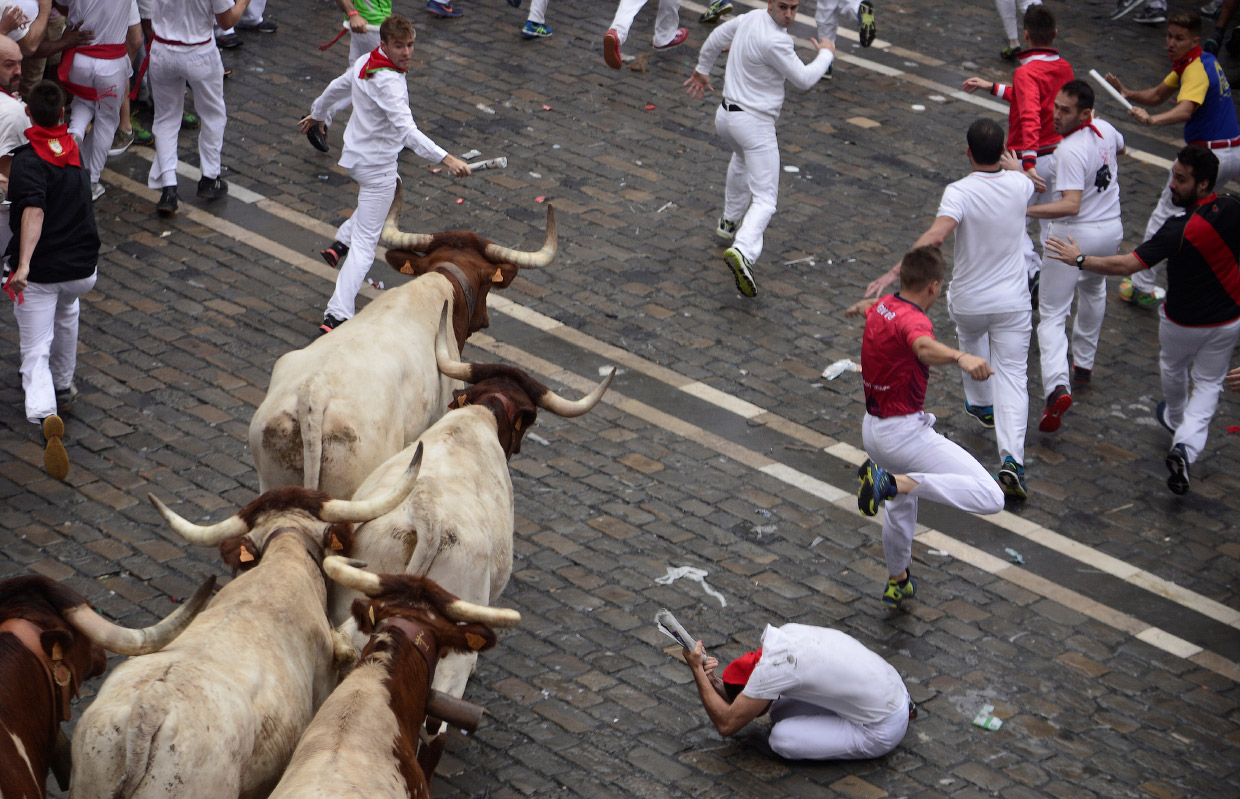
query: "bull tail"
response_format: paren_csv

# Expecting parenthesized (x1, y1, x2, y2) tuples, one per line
(298, 377, 329, 490)
(117, 701, 168, 797)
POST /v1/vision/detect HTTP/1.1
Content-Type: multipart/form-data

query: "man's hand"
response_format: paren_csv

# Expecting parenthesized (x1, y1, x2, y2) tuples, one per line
(1104, 72, 1127, 97)
(702, 654, 719, 679)
(958, 353, 994, 381)
(442, 154, 471, 177)
(812, 36, 835, 54)
(1044, 234, 1080, 266)
(864, 270, 897, 299)
(845, 296, 881, 317)
(1129, 106, 1152, 125)
(349, 13, 368, 33)
(7, 263, 29, 295)
(297, 115, 326, 135)
(61, 22, 94, 48)
(1225, 366, 1240, 392)
(0, 5, 28, 36)
(686, 640, 707, 671)
(683, 71, 713, 100)
(1024, 165, 1048, 193)
(961, 77, 990, 94)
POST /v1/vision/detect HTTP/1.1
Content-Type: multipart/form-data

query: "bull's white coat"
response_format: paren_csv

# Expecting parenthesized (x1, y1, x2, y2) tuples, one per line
(330, 405, 514, 701)
(70, 527, 353, 799)
(249, 275, 462, 501)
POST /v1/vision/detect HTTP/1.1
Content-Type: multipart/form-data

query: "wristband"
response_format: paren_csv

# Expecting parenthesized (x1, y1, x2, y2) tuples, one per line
(347, 9, 359, 15)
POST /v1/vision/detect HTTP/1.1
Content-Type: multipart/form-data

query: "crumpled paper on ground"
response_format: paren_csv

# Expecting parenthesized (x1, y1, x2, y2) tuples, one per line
(655, 566, 727, 607)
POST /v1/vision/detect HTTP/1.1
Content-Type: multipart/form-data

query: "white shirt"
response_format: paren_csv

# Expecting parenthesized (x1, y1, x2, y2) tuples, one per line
(152, 0, 232, 44)
(0, 92, 26, 157)
(64, 0, 140, 46)
(743, 624, 907, 725)
(1053, 117, 1124, 224)
(310, 52, 448, 170)
(695, 9, 832, 123)
(937, 169, 1035, 316)
(2, 0, 38, 42)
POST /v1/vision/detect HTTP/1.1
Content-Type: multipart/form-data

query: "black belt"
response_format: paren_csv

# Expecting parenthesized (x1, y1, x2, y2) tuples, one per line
(722, 101, 743, 112)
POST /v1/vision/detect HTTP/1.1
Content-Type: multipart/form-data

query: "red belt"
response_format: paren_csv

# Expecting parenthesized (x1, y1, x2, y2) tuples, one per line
(1189, 136, 1240, 150)
(57, 44, 127, 102)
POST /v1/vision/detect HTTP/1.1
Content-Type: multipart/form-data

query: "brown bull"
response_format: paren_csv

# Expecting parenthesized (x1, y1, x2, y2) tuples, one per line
(0, 574, 213, 799)
(248, 186, 556, 500)
(270, 557, 519, 799)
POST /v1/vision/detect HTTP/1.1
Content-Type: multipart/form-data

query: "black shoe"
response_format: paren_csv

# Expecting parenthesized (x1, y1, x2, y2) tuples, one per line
(216, 32, 243, 48)
(319, 314, 345, 335)
(237, 19, 277, 32)
(1072, 366, 1092, 385)
(306, 125, 329, 153)
(320, 241, 349, 268)
(1166, 443, 1190, 495)
(156, 186, 178, 217)
(197, 176, 228, 201)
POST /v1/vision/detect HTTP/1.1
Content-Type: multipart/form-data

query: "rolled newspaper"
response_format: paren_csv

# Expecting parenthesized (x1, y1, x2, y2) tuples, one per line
(341, 20, 375, 32)
(467, 157, 508, 172)
(1088, 69, 1134, 111)
(655, 609, 697, 650)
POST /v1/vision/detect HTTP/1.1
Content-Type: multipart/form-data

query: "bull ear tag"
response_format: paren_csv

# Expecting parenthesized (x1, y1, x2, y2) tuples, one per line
(51, 642, 71, 687)
(330, 533, 343, 551)
(465, 633, 486, 651)
(401, 261, 415, 275)
(239, 544, 255, 563)
(492, 267, 504, 283)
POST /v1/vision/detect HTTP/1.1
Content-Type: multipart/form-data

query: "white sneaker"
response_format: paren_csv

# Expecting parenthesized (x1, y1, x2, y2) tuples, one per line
(90, 182, 105, 202)
(1110, 0, 1147, 19)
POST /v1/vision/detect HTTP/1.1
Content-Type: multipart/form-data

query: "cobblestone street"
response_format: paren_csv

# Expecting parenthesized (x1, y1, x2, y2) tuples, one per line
(1, 0, 1238, 797)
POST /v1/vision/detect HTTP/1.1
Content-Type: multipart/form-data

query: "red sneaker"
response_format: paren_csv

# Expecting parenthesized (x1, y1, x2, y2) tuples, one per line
(603, 29, 622, 69)
(654, 27, 689, 49)
(1038, 386, 1072, 433)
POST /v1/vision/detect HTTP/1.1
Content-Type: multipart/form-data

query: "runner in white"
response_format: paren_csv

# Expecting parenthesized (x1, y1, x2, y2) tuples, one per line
(684, 0, 833, 298)
(814, 0, 876, 50)
(602, 0, 687, 69)
(147, 0, 250, 216)
(1027, 79, 1125, 434)
(299, 14, 470, 334)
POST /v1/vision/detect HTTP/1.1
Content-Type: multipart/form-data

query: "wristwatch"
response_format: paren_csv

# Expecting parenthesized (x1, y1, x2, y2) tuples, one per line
(1075, 253, 1086, 269)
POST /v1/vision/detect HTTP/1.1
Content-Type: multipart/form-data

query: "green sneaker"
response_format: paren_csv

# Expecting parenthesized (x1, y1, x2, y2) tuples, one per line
(881, 570, 917, 609)
(132, 117, 154, 146)
(857, 458, 896, 517)
(963, 400, 995, 429)
(723, 247, 757, 298)
(999, 45, 1020, 60)
(857, 0, 876, 47)
(996, 456, 1027, 500)
(699, 0, 733, 24)
(182, 110, 200, 130)
(1118, 278, 1161, 308)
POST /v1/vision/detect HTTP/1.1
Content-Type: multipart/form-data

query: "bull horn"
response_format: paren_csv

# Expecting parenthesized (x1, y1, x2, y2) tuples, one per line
(150, 495, 248, 546)
(482, 205, 556, 269)
(323, 555, 383, 596)
(379, 180, 434, 252)
(435, 302, 474, 382)
(64, 575, 216, 656)
(443, 598, 521, 629)
(538, 367, 615, 418)
(319, 444, 423, 523)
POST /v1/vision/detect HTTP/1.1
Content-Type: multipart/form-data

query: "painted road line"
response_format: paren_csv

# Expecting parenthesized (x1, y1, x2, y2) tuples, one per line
(127, 147, 266, 204)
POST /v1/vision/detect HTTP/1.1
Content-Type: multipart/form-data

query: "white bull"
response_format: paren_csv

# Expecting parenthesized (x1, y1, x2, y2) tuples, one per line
(69, 453, 421, 799)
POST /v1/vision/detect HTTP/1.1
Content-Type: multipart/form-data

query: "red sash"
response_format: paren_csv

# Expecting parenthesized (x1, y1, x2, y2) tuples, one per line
(57, 44, 128, 102)
(25, 124, 81, 168)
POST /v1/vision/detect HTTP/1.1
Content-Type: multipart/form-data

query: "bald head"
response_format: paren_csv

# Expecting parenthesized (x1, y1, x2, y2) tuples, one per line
(0, 37, 21, 96)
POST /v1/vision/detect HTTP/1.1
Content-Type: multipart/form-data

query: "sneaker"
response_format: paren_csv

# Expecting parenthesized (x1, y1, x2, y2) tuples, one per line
(1118, 278, 1161, 308)
(1166, 443, 1190, 495)
(963, 400, 995, 429)
(1000, 45, 1020, 61)
(857, 458, 897, 517)
(603, 29, 622, 69)
(507, 0, 522, 6)
(306, 124, 329, 153)
(1110, 0, 1147, 19)
(182, 110, 201, 130)
(654, 27, 688, 50)
(908, 698, 918, 719)
(1201, 0, 1222, 17)
(426, 0, 463, 17)
(822, 64, 833, 81)
(131, 118, 154, 146)
(1029, 271, 1040, 309)
(857, 0, 876, 48)
(1205, 37, 1220, 54)
(699, 0, 733, 24)
(1038, 385, 1072, 433)
(716, 217, 738, 241)
(320, 241, 349, 268)
(156, 186, 178, 217)
(723, 247, 757, 298)
(1072, 366, 1092, 385)
(521, 20, 553, 38)
(55, 382, 78, 412)
(320, 313, 345, 335)
(42, 415, 69, 481)
(216, 32, 243, 49)
(237, 18, 277, 32)
(197, 176, 228, 201)
(108, 127, 134, 157)
(997, 456, 1027, 500)
(90, 182, 105, 202)
(1133, 7, 1166, 23)
(880, 570, 917, 609)
(1155, 400, 1176, 433)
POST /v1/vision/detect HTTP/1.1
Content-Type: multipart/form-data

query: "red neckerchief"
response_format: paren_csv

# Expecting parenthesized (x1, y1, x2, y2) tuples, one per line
(358, 46, 406, 79)
(1171, 45, 1202, 76)
(1065, 119, 1102, 138)
(24, 124, 80, 167)
(1194, 192, 1219, 207)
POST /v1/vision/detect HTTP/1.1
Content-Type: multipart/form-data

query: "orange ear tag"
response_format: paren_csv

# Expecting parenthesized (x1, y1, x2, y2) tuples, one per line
(51, 642, 63, 660)
(492, 268, 503, 283)
(401, 262, 415, 275)
(239, 545, 255, 563)
(465, 633, 486, 650)
(330, 533, 343, 551)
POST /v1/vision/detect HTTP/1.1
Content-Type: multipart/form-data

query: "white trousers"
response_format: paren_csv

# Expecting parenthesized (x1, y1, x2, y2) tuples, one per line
(147, 43, 226, 189)
(950, 308, 1032, 465)
(527, 0, 550, 24)
(768, 695, 910, 761)
(1037, 217, 1121, 397)
(217, 0, 267, 34)
(609, 0, 682, 46)
(862, 412, 1005, 577)
(716, 105, 780, 266)
(326, 163, 398, 321)
(1133, 145, 1240, 292)
(1159, 314, 1240, 463)
(814, 0, 861, 43)
(13, 271, 98, 424)
(349, 29, 381, 64)
(995, 0, 1041, 42)
(66, 54, 131, 185)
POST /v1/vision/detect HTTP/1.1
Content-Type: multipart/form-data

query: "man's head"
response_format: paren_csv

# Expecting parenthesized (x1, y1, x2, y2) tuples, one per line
(1023, 5, 1056, 47)
(965, 118, 1004, 167)
(899, 245, 946, 309)
(0, 36, 20, 96)
(25, 81, 64, 128)
(721, 649, 762, 702)
(1052, 80, 1094, 135)
(1166, 12, 1202, 62)
(379, 14, 416, 71)
(766, 0, 799, 29)
(1170, 145, 1219, 207)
